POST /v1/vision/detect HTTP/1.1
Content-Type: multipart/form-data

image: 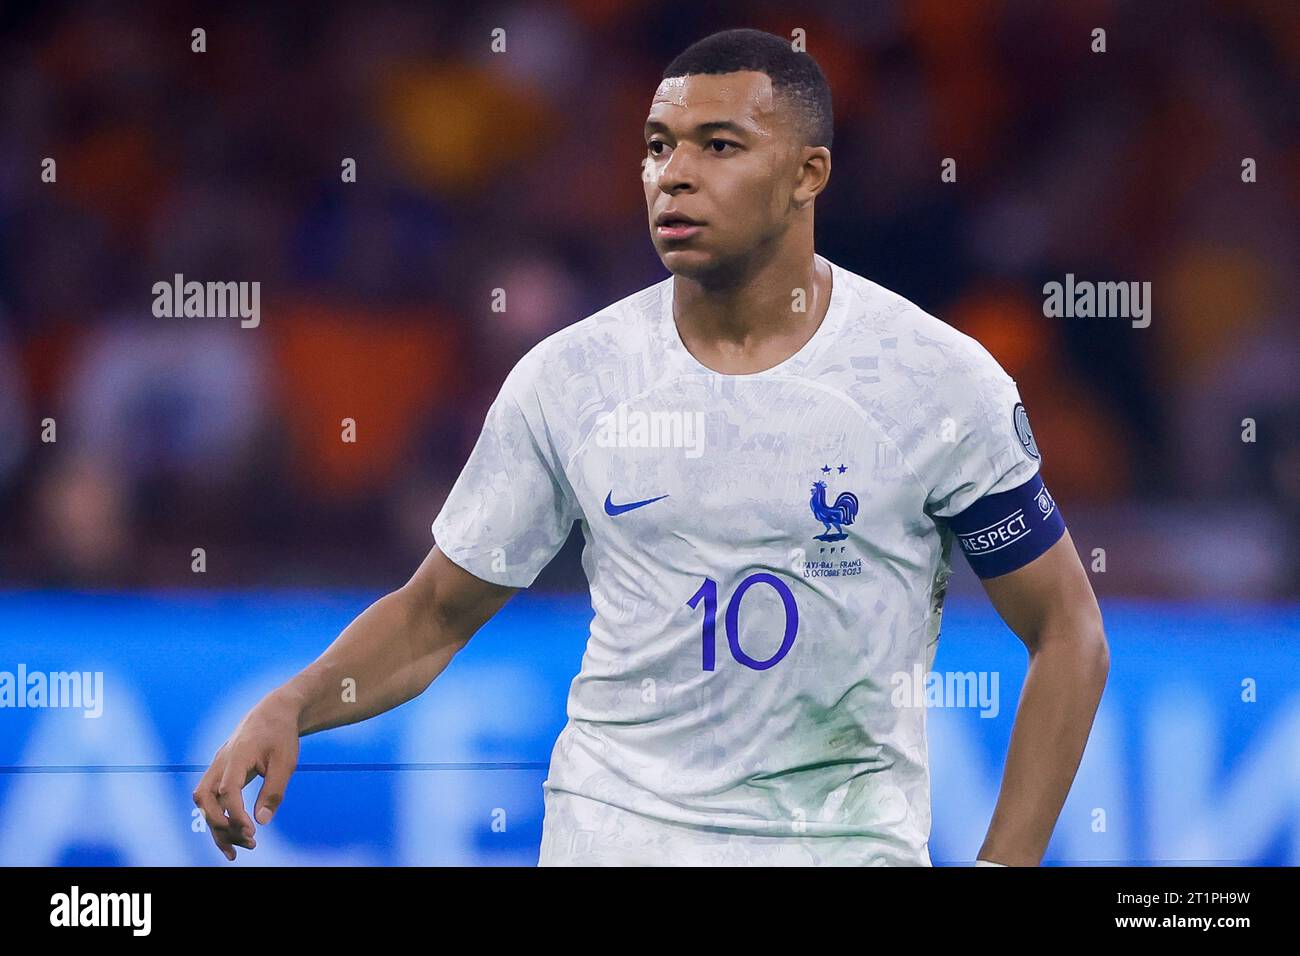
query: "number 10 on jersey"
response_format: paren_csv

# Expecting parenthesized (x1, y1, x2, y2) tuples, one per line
(686, 573, 800, 671)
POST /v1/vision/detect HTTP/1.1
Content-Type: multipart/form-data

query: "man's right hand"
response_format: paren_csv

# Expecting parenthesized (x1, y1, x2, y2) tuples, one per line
(190, 546, 518, 861)
(193, 691, 302, 861)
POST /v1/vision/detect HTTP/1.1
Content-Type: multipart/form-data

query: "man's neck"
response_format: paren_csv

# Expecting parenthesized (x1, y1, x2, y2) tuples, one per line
(670, 250, 833, 375)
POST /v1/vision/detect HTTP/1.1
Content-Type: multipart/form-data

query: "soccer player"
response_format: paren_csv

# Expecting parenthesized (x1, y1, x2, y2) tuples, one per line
(195, 29, 1109, 866)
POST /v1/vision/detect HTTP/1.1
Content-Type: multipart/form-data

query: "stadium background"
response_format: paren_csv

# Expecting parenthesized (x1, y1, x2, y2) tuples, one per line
(1, 0, 1297, 864)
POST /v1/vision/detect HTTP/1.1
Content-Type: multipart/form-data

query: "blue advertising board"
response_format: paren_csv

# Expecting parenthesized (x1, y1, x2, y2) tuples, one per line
(1, 592, 1296, 865)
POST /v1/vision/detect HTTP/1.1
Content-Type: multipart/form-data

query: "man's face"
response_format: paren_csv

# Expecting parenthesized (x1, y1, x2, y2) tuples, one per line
(643, 71, 802, 279)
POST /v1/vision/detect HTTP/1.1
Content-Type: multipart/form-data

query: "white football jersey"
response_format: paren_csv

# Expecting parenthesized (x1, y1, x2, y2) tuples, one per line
(432, 255, 1050, 865)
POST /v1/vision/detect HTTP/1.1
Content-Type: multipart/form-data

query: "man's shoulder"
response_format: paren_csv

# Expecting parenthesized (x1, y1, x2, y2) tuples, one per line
(518, 278, 666, 368)
(500, 276, 670, 405)
(832, 264, 1014, 390)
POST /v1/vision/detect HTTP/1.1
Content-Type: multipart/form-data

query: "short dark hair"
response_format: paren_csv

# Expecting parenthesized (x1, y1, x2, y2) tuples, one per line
(662, 28, 833, 148)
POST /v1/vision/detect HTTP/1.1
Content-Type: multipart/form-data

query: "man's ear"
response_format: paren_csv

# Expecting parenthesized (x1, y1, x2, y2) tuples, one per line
(793, 146, 831, 208)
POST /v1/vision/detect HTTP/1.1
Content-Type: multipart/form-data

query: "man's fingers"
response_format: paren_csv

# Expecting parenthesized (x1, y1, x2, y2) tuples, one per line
(194, 772, 253, 860)
(254, 747, 295, 824)
(194, 791, 237, 860)
(209, 823, 237, 861)
(196, 730, 292, 859)
(215, 754, 258, 841)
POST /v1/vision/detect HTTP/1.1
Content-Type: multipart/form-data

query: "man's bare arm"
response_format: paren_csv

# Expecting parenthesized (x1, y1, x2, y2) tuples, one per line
(975, 528, 1110, 866)
(193, 545, 516, 860)
(284, 546, 516, 735)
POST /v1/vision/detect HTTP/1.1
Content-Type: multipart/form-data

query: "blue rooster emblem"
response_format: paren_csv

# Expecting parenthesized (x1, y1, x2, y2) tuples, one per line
(809, 480, 859, 541)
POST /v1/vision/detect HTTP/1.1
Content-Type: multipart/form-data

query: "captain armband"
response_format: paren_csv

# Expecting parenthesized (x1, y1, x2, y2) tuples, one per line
(947, 472, 1066, 579)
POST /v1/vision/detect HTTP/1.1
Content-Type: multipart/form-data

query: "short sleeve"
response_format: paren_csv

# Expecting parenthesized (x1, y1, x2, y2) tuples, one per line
(432, 351, 579, 588)
(924, 342, 1041, 519)
(920, 338, 1065, 578)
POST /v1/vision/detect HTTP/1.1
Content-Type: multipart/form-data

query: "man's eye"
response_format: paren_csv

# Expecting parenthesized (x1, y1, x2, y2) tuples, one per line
(708, 139, 737, 153)
(647, 141, 667, 155)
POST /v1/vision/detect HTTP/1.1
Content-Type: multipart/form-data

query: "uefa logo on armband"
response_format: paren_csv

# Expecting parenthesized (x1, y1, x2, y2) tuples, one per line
(1034, 486, 1055, 518)
(1013, 402, 1040, 461)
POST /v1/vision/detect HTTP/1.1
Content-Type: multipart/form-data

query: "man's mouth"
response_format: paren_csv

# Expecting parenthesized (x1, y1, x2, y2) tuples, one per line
(655, 211, 704, 239)
(656, 211, 702, 227)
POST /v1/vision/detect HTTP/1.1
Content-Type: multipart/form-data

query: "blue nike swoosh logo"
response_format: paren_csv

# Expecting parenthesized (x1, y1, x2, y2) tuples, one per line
(604, 491, 669, 516)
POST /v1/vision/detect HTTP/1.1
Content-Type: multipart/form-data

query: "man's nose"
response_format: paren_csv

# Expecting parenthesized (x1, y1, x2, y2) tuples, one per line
(656, 149, 696, 193)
